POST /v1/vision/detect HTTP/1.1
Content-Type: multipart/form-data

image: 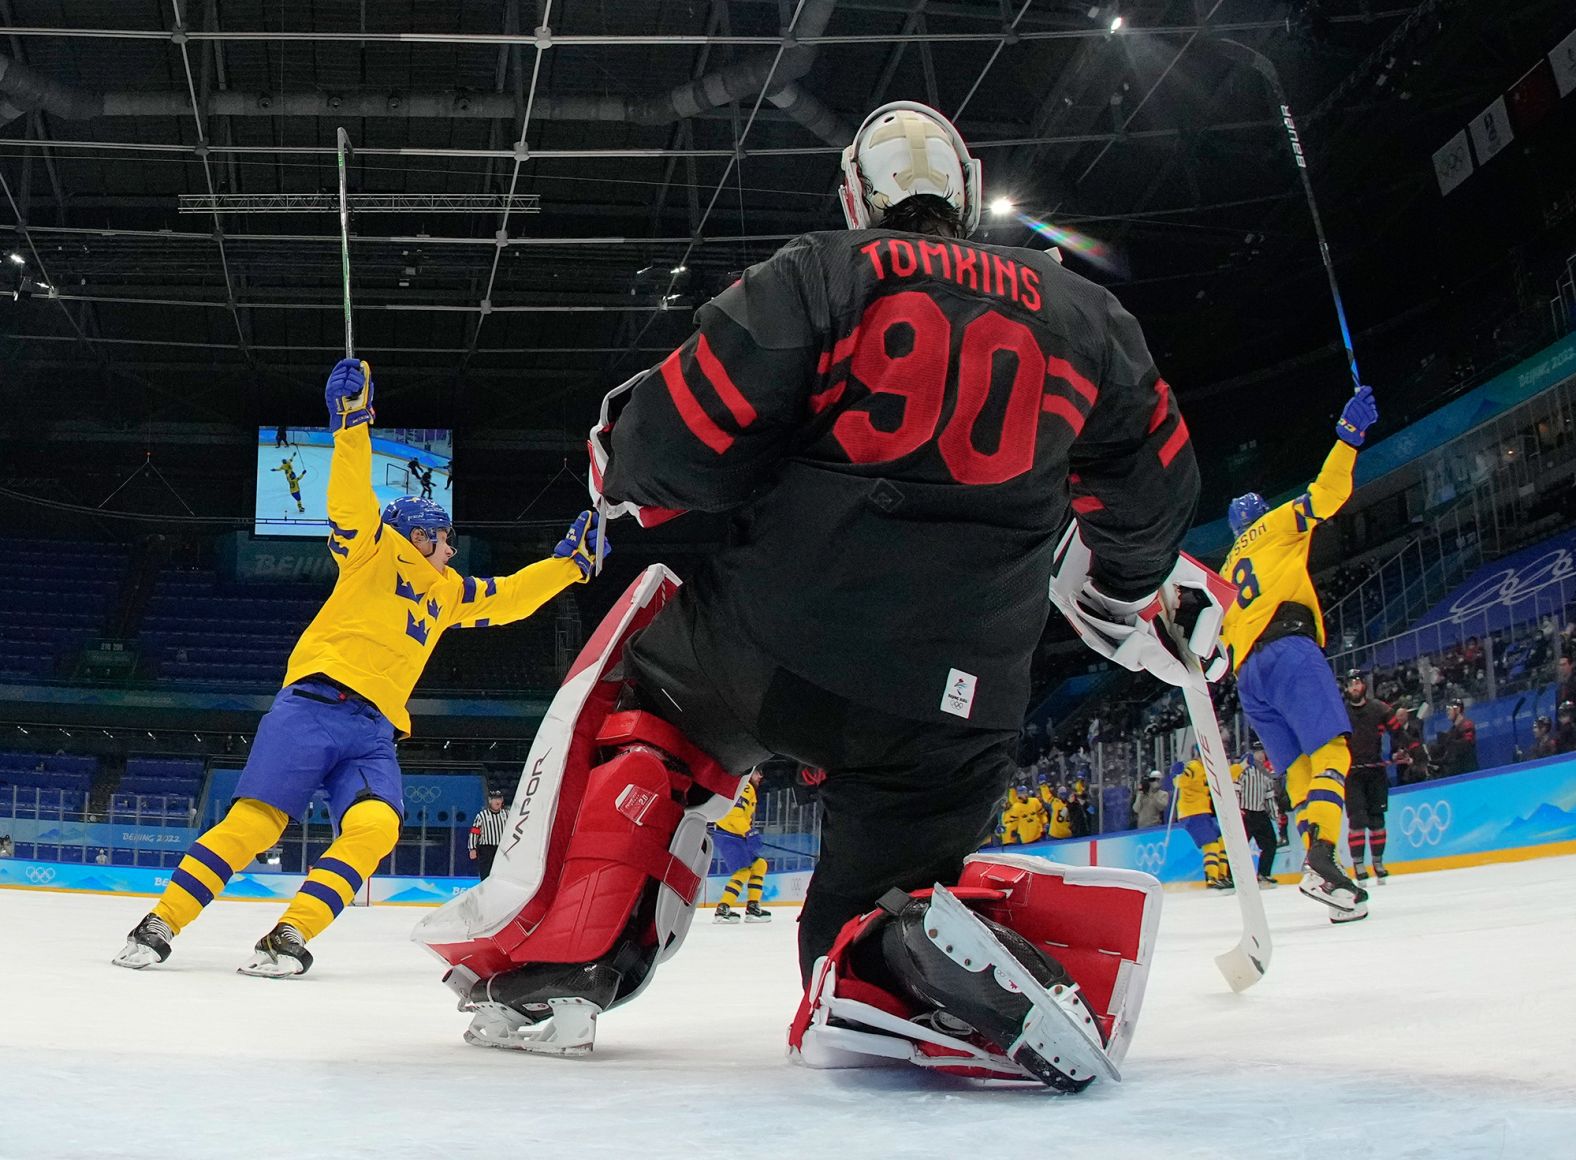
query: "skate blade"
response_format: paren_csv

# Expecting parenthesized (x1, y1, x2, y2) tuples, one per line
(1298, 880, 1364, 913)
(237, 954, 308, 978)
(111, 942, 162, 970)
(713, 914, 741, 924)
(1329, 901, 1370, 924)
(744, 914, 773, 923)
(462, 998, 600, 1056)
(924, 884, 1118, 1087)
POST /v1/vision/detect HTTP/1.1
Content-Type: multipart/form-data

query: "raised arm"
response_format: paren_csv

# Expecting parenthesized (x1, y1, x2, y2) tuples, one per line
(322, 359, 381, 569)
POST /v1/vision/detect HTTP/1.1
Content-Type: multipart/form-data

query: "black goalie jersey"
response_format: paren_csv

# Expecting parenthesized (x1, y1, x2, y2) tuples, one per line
(600, 229, 1199, 730)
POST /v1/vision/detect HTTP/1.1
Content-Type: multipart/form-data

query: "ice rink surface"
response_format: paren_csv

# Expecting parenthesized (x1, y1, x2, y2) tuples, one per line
(2, 856, 1574, 1160)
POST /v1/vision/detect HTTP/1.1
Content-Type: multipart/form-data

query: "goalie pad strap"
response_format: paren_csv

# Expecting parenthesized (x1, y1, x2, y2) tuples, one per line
(567, 830, 703, 904)
(595, 710, 740, 800)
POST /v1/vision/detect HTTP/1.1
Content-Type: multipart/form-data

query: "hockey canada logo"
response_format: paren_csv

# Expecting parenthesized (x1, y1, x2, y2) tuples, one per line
(1398, 800, 1451, 848)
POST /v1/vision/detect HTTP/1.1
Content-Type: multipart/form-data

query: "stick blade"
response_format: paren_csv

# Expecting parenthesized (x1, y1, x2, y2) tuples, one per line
(1215, 937, 1270, 993)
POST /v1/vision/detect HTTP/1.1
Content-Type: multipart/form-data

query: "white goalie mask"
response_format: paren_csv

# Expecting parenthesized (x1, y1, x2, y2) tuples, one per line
(839, 100, 982, 237)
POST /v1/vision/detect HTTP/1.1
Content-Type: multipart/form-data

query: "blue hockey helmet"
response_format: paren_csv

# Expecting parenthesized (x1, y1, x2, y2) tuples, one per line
(382, 496, 455, 549)
(1227, 492, 1270, 538)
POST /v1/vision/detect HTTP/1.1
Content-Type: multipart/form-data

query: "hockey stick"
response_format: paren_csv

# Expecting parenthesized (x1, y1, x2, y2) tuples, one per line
(1160, 591, 1272, 992)
(1221, 40, 1362, 396)
(336, 126, 355, 359)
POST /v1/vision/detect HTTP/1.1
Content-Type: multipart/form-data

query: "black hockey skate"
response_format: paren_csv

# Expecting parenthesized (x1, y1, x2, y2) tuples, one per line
(112, 912, 173, 970)
(455, 959, 624, 1055)
(714, 902, 742, 924)
(744, 901, 773, 923)
(1354, 864, 1370, 883)
(1372, 861, 1389, 884)
(871, 888, 1115, 1093)
(1299, 838, 1368, 914)
(238, 923, 313, 978)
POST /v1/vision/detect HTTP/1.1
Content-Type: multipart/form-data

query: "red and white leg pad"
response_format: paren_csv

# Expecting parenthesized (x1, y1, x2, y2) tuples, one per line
(788, 854, 1163, 1089)
(411, 565, 744, 1053)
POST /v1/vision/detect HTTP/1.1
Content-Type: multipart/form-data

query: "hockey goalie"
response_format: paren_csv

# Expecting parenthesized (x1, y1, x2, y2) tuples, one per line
(414, 100, 1230, 1090)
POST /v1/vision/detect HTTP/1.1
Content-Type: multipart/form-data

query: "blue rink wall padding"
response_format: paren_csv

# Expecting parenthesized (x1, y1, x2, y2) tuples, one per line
(1006, 751, 1576, 883)
(7, 755, 1576, 903)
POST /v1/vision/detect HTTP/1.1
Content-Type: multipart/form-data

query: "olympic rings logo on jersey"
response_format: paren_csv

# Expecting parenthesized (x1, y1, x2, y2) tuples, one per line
(1132, 841, 1167, 875)
(24, 866, 57, 884)
(406, 786, 441, 805)
(1398, 800, 1452, 847)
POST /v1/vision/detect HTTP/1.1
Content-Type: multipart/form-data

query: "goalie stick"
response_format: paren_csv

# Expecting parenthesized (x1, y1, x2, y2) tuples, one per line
(1161, 574, 1272, 993)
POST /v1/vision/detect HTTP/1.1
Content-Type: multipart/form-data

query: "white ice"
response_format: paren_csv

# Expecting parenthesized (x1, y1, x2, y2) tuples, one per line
(2, 857, 1574, 1160)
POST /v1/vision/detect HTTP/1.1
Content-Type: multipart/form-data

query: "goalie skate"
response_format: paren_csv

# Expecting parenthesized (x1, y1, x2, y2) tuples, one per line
(461, 998, 600, 1056)
(921, 884, 1117, 1089)
(790, 857, 1161, 1093)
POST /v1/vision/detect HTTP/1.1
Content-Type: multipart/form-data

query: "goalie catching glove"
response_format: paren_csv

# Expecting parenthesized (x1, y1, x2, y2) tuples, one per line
(1049, 521, 1234, 686)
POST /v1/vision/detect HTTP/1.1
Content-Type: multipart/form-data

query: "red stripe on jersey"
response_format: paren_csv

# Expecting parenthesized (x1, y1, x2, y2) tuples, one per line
(830, 326, 862, 368)
(1147, 379, 1173, 434)
(695, 334, 758, 429)
(1046, 355, 1098, 404)
(1041, 394, 1088, 436)
(1158, 414, 1191, 467)
(1071, 494, 1104, 514)
(660, 349, 734, 454)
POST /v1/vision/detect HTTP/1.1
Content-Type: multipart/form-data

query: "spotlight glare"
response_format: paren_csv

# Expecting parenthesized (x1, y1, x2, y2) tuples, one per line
(669, 264, 688, 275)
(7, 251, 23, 265)
(1110, 15, 1124, 32)
(989, 197, 1015, 217)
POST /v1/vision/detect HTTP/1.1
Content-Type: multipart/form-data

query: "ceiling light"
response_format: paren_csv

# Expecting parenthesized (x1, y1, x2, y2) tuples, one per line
(7, 252, 23, 265)
(989, 197, 1015, 217)
(1110, 15, 1125, 32)
(669, 264, 687, 275)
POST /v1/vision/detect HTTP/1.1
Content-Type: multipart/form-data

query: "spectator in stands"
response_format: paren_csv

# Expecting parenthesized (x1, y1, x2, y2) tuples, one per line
(1532, 715, 1558, 759)
(1390, 704, 1431, 783)
(0, 834, 12, 858)
(1558, 656, 1576, 710)
(1133, 773, 1169, 828)
(469, 788, 509, 878)
(1434, 699, 1479, 778)
(94, 849, 108, 865)
(1557, 702, 1576, 755)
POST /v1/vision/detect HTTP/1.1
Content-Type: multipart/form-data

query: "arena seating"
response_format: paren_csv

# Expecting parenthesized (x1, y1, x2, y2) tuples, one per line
(139, 566, 321, 687)
(0, 541, 128, 680)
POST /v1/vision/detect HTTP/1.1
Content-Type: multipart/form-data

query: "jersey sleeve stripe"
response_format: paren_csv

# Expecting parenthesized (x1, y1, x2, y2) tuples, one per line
(695, 334, 759, 429)
(659, 349, 734, 455)
(1041, 394, 1088, 436)
(1047, 355, 1098, 404)
(1157, 415, 1191, 468)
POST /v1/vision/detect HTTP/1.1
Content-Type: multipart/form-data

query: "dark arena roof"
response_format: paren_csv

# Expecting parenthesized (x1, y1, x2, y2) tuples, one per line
(1, 0, 1574, 550)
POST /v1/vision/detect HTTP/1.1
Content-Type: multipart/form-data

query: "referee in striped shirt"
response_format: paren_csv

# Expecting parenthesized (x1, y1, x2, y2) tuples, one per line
(1237, 745, 1280, 887)
(469, 788, 509, 878)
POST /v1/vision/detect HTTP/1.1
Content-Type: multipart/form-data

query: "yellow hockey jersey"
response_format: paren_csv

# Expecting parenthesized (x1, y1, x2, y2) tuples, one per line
(1045, 795, 1071, 840)
(716, 781, 758, 837)
(282, 424, 583, 735)
(1003, 793, 1048, 844)
(1175, 760, 1213, 819)
(1220, 440, 1357, 668)
(273, 462, 305, 489)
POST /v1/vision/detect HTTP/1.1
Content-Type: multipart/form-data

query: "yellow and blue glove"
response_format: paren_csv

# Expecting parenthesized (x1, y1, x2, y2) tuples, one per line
(553, 510, 609, 581)
(325, 358, 375, 432)
(1335, 384, 1378, 447)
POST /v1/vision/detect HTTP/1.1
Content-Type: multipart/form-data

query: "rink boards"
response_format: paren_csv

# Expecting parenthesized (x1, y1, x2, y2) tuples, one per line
(5, 750, 1576, 903)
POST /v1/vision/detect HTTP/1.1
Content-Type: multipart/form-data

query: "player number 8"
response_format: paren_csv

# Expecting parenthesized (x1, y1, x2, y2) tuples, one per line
(1231, 558, 1261, 609)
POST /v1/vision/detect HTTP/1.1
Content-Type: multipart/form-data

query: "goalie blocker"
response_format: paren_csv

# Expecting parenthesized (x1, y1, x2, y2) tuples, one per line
(413, 566, 1160, 1089)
